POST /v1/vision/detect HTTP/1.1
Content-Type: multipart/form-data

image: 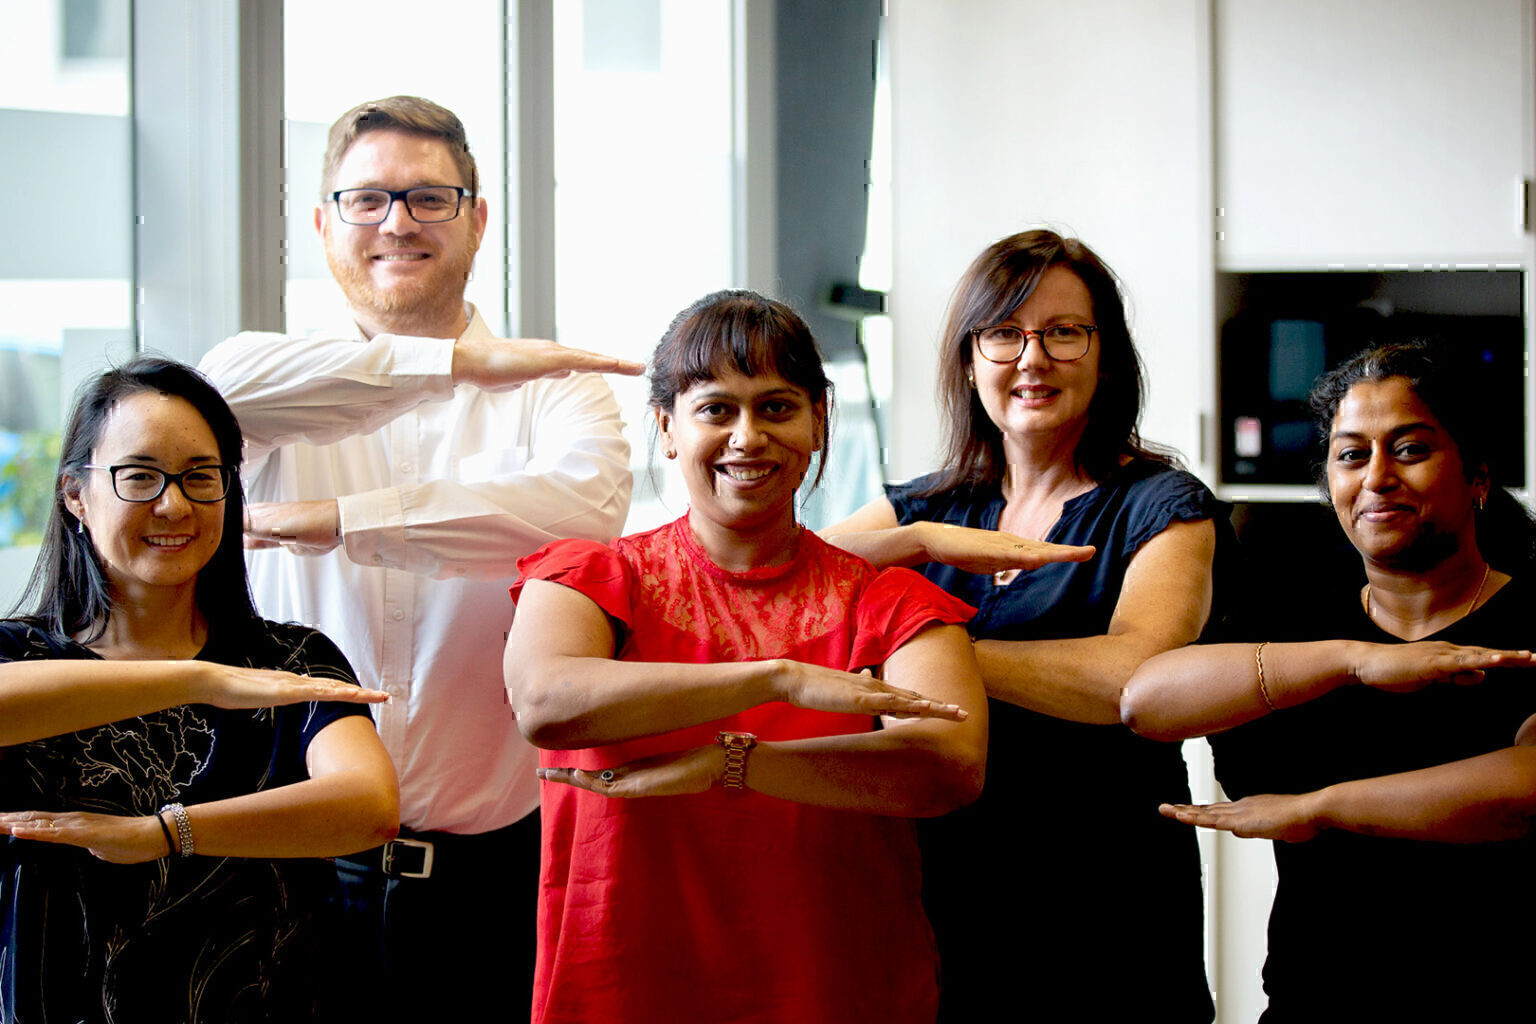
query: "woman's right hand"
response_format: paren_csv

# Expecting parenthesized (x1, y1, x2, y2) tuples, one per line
(915, 521, 1094, 575)
(193, 664, 390, 709)
(773, 660, 968, 720)
(1352, 641, 1536, 693)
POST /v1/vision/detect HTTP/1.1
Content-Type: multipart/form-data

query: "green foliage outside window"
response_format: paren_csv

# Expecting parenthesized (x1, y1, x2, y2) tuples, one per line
(0, 431, 61, 548)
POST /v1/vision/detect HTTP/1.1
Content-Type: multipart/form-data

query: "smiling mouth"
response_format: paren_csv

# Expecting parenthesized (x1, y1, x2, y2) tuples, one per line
(1012, 385, 1059, 400)
(716, 464, 775, 482)
(144, 535, 193, 548)
(373, 252, 429, 262)
(1358, 505, 1412, 521)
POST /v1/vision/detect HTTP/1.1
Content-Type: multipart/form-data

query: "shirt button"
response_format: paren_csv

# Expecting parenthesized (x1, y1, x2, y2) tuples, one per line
(400, 462, 413, 474)
(371, 555, 383, 565)
(392, 609, 405, 621)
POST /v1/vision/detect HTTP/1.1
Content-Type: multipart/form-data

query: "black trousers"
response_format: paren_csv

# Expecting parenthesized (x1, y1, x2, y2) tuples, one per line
(326, 810, 542, 1022)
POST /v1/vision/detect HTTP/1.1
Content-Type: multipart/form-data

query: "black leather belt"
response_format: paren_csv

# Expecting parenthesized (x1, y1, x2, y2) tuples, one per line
(337, 817, 536, 882)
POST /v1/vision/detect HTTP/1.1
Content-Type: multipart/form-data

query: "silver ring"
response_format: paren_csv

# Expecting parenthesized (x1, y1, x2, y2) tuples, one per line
(599, 769, 616, 783)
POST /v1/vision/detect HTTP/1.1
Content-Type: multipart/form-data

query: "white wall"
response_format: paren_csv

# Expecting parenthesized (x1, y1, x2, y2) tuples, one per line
(887, 0, 1215, 483)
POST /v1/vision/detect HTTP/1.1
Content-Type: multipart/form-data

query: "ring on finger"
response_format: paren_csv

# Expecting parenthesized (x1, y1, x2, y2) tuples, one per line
(599, 769, 616, 784)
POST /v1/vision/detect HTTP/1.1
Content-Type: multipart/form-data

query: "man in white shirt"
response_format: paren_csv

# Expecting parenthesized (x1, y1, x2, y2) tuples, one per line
(199, 95, 640, 1020)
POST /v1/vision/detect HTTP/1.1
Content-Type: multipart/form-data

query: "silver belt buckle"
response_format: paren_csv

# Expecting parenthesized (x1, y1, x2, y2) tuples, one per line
(381, 837, 435, 879)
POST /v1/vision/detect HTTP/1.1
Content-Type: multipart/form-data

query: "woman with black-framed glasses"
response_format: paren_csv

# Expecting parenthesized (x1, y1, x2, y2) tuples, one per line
(825, 230, 1227, 1021)
(0, 357, 399, 1022)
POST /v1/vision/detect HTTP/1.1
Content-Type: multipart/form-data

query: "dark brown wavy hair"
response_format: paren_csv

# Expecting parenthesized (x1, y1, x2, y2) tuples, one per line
(919, 229, 1174, 496)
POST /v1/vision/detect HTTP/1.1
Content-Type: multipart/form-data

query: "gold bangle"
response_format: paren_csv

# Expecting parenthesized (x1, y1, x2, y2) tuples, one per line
(1255, 642, 1276, 712)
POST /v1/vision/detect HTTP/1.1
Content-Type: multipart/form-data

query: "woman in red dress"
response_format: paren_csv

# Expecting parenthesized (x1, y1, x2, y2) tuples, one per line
(504, 290, 989, 1023)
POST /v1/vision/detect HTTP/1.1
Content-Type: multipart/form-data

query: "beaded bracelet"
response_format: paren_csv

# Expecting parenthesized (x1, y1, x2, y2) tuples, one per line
(159, 802, 194, 858)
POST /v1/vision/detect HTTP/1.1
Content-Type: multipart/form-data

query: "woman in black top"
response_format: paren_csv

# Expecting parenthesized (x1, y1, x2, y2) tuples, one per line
(0, 357, 398, 1022)
(1123, 341, 1536, 1021)
(826, 230, 1222, 1022)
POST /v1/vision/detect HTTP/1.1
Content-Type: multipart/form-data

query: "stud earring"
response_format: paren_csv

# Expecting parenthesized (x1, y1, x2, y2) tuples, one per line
(966, 372, 976, 388)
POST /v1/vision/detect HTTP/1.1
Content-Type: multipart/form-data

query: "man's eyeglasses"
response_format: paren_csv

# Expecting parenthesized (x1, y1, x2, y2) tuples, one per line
(970, 323, 1098, 363)
(328, 186, 473, 226)
(82, 464, 235, 504)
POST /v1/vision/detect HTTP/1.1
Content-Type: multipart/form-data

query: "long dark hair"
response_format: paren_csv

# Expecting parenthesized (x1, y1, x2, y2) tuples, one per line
(11, 357, 261, 643)
(648, 289, 834, 490)
(1310, 339, 1536, 573)
(921, 229, 1175, 496)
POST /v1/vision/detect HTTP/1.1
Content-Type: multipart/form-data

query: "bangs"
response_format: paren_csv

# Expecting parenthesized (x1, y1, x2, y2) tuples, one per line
(663, 300, 827, 398)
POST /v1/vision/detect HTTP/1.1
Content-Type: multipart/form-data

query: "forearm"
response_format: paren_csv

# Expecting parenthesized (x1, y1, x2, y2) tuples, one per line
(177, 768, 400, 857)
(513, 656, 781, 749)
(340, 470, 629, 579)
(974, 633, 1195, 725)
(198, 330, 453, 452)
(819, 524, 929, 569)
(0, 661, 199, 745)
(747, 721, 986, 817)
(1120, 641, 1365, 740)
(1309, 747, 1536, 842)
(338, 378, 631, 577)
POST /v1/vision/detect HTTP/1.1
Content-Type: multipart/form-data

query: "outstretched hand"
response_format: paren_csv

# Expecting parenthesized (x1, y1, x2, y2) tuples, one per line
(452, 334, 646, 391)
(1353, 642, 1536, 694)
(244, 500, 342, 554)
(538, 745, 724, 799)
(0, 810, 170, 864)
(776, 661, 969, 721)
(918, 522, 1094, 576)
(1160, 794, 1323, 843)
(193, 663, 389, 710)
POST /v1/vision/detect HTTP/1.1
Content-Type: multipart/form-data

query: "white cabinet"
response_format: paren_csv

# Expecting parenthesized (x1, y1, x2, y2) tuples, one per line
(1215, 0, 1531, 269)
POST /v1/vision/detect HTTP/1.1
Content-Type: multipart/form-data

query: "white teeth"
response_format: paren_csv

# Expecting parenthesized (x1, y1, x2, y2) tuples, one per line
(145, 536, 190, 547)
(376, 253, 427, 261)
(720, 465, 773, 481)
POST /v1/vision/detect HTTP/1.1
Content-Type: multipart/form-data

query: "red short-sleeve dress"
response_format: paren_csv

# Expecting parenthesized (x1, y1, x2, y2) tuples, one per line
(511, 516, 975, 1024)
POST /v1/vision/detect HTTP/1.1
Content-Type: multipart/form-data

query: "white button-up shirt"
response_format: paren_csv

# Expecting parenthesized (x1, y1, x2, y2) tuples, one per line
(200, 305, 631, 833)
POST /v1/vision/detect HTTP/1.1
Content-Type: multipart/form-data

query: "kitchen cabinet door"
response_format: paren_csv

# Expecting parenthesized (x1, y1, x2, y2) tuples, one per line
(1215, 0, 1531, 269)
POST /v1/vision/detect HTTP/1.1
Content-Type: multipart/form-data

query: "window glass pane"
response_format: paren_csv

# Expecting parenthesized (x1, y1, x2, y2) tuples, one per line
(0, 0, 133, 611)
(283, 0, 509, 335)
(554, 0, 735, 533)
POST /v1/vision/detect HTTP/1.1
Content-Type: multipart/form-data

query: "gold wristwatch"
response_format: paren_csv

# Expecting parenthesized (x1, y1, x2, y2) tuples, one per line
(715, 731, 757, 790)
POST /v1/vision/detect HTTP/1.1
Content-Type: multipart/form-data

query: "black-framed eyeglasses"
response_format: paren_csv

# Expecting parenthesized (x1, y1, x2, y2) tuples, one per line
(970, 323, 1098, 363)
(82, 464, 235, 504)
(328, 186, 473, 225)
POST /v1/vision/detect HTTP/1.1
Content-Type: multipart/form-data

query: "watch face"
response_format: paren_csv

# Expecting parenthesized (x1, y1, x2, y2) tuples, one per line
(716, 730, 757, 750)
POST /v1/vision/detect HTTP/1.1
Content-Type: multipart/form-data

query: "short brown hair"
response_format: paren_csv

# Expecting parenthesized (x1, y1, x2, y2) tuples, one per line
(319, 95, 479, 199)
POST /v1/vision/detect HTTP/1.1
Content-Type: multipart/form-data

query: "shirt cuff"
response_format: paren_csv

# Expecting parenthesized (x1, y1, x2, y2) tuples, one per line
(338, 486, 408, 569)
(383, 335, 457, 398)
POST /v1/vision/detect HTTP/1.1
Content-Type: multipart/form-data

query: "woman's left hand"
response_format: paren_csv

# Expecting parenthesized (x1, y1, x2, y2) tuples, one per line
(0, 810, 171, 864)
(1159, 794, 1323, 843)
(538, 745, 726, 799)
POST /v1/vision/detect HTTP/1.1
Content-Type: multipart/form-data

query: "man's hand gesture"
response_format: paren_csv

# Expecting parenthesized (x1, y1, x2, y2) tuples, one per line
(452, 336, 645, 391)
